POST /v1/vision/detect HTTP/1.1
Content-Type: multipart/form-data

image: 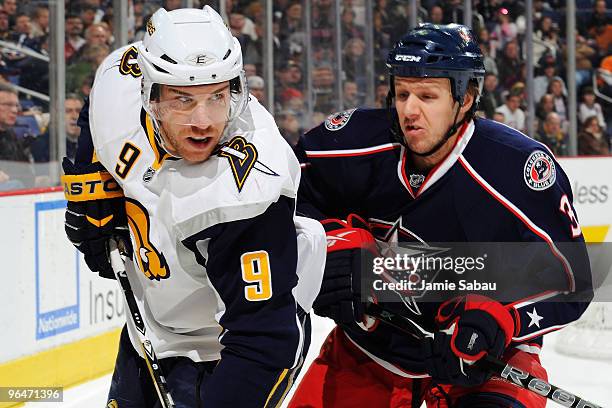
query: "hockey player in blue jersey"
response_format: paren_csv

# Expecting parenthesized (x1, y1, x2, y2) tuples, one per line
(289, 24, 592, 407)
(61, 6, 326, 407)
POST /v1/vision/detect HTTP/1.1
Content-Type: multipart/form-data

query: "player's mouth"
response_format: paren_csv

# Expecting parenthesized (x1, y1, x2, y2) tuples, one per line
(187, 136, 213, 149)
(404, 124, 425, 137)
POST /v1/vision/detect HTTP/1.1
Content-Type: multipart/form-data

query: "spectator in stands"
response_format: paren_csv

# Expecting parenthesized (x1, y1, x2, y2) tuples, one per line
(247, 75, 266, 105)
(579, 115, 609, 155)
(70, 22, 110, 64)
(571, 33, 597, 88)
(66, 44, 110, 94)
(495, 91, 526, 133)
(533, 60, 567, 102)
(1, 0, 16, 28)
(373, 10, 391, 76)
(311, 0, 334, 49)
(532, 16, 559, 63)
(79, 4, 99, 29)
(536, 93, 555, 124)
(491, 8, 518, 51)
(429, 5, 444, 25)
(10, 13, 38, 49)
(442, 0, 464, 25)
(275, 60, 302, 104)
(343, 37, 367, 88)
(163, 0, 182, 11)
(478, 29, 498, 75)
(497, 40, 522, 90)
(480, 73, 501, 119)
(229, 12, 262, 67)
(341, 8, 364, 43)
(30, 5, 49, 39)
(579, 86, 606, 130)
(548, 77, 568, 123)
(536, 112, 568, 156)
(244, 63, 257, 78)
(0, 83, 33, 190)
(587, 0, 610, 37)
(65, 14, 86, 61)
(279, 1, 303, 40)
(280, 88, 305, 119)
(493, 111, 506, 123)
(85, 22, 111, 47)
(343, 80, 360, 108)
(31, 94, 83, 166)
(312, 63, 335, 113)
(374, 80, 388, 109)
(79, 73, 95, 98)
(277, 110, 301, 146)
(0, 10, 9, 40)
(588, 0, 612, 55)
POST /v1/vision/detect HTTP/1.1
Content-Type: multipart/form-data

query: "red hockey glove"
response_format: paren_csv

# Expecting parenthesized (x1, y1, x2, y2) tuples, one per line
(422, 295, 517, 386)
(313, 214, 378, 330)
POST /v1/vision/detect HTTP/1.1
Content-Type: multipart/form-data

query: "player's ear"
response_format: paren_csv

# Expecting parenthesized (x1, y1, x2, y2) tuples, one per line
(460, 90, 474, 113)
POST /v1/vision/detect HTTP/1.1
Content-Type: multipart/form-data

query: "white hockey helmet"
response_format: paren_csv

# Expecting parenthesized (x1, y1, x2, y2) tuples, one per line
(137, 6, 248, 130)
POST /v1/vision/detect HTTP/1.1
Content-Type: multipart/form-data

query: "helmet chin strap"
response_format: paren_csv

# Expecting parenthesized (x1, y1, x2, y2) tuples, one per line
(151, 118, 181, 158)
(410, 102, 464, 158)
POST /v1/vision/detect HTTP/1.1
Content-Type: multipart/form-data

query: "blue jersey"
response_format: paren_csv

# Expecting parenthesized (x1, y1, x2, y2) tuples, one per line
(296, 108, 592, 377)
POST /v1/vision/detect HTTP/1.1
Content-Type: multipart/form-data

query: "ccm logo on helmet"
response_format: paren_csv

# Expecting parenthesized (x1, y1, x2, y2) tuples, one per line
(395, 55, 422, 62)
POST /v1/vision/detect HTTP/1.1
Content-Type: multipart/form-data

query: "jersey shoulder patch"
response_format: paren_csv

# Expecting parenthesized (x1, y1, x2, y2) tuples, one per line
(303, 108, 395, 152)
(523, 150, 556, 191)
(324, 108, 356, 131)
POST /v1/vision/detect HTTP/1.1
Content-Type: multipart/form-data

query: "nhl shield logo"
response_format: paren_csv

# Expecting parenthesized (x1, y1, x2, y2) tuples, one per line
(324, 109, 356, 131)
(524, 150, 556, 191)
(409, 174, 425, 188)
(142, 166, 156, 183)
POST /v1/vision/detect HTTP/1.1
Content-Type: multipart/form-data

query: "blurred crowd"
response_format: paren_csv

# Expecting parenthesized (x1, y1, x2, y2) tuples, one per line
(0, 0, 610, 192)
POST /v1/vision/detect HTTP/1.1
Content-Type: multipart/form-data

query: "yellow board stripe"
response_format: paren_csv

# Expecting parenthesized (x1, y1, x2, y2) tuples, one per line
(582, 225, 610, 243)
(263, 368, 288, 408)
(0, 328, 121, 408)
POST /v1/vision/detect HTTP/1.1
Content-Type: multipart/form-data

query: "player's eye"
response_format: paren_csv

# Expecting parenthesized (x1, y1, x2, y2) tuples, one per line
(173, 96, 196, 110)
(210, 93, 226, 103)
(396, 92, 409, 101)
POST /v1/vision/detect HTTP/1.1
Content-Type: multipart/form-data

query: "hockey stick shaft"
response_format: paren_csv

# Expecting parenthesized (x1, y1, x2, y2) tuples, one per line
(109, 239, 176, 408)
(365, 303, 602, 408)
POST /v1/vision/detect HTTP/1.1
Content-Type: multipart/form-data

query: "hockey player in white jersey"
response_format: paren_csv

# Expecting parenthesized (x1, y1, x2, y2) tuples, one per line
(61, 6, 326, 407)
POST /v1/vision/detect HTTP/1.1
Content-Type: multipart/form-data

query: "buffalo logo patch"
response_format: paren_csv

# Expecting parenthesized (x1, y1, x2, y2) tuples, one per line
(524, 151, 556, 191)
(324, 109, 356, 131)
(219, 136, 258, 192)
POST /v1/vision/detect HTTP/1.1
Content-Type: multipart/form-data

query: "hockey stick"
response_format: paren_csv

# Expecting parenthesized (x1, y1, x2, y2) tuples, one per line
(365, 303, 602, 408)
(109, 238, 176, 408)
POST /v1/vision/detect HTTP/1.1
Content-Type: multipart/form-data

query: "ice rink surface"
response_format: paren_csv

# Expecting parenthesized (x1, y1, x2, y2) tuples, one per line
(27, 314, 612, 408)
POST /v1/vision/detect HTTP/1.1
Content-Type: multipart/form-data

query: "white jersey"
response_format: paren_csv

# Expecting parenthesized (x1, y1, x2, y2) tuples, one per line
(87, 43, 326, 364)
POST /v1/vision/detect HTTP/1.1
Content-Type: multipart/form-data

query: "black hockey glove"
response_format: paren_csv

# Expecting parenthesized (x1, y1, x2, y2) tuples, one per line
(313, 214, 378, 330)
(422, 295, 517, 387)
(62, 157, 131, 279)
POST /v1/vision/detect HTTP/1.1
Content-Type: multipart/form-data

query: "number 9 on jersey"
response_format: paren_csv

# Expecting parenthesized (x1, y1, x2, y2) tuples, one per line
(240, 251, 273, 301)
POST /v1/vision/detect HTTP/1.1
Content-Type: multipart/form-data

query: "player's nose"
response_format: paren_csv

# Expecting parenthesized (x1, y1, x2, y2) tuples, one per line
(401, 94, 420, 119)
(189, 105, 214, 129)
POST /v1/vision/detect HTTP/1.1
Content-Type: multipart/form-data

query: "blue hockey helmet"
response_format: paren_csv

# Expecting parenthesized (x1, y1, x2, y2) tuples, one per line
(386, 23, 485, 106)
